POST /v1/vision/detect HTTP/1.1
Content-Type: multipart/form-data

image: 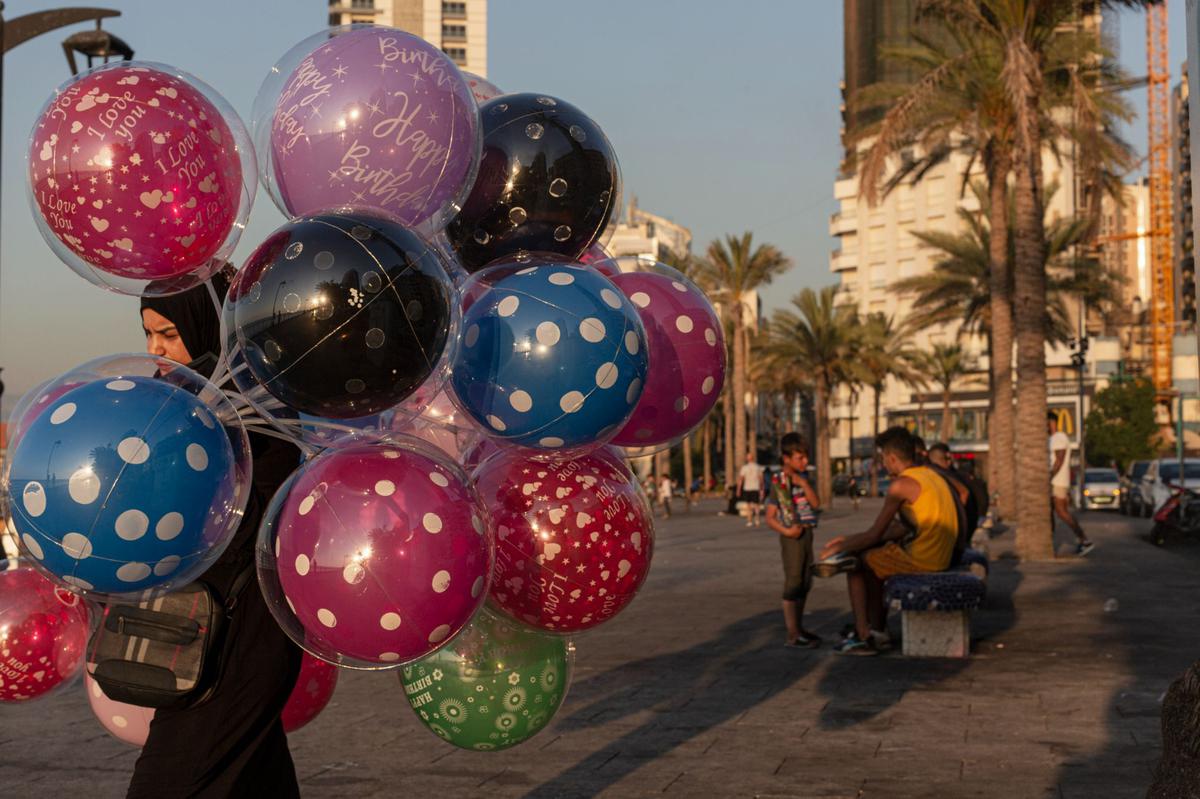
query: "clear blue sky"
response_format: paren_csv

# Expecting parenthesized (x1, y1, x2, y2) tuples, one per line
(0, 0, 1186, 406)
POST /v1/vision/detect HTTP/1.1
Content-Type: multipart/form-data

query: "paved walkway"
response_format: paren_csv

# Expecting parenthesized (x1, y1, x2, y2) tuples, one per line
(2, 497, 1195, 798)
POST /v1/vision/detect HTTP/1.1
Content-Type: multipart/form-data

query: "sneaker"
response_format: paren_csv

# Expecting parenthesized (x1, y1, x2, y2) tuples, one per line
(1076, 541, 1096, 557)
(797, 630, 823, 647)
(833, 633, 878, 656)
(812, 554, 859, 578)
(868, 629, 892, 652)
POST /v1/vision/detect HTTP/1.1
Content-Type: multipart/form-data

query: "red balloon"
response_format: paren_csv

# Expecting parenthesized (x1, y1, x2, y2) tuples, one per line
(475, 448, 654, 633)
(282, 653, 338, 733)
(0, 567, 89, 703)
(29, 64, 241, 280)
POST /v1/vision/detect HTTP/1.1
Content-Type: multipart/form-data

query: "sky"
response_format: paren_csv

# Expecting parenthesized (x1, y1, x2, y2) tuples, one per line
(0, 0, 1188, 407)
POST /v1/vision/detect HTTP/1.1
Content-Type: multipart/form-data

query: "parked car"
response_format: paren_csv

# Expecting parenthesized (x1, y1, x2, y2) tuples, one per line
(1136, 458, 1200, 517)
(1120, 460, 1152, 515)
(1080, 468, 1121, 511)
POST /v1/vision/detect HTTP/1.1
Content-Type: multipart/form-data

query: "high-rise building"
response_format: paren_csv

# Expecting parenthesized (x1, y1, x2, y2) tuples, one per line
(1174, 64, 1195, 326)
(829, 1, 1101, 470)
(327, 0, 488, 77)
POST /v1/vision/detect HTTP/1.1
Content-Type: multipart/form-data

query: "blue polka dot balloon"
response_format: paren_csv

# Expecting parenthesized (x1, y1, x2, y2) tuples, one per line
(450, 258, 648, 452)
(6, 376, 242, 597)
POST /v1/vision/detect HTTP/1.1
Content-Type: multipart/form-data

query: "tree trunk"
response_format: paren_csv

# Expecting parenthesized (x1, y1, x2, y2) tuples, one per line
(1012, 110, 1055, 560)
(682, 433, 694, 510)
(732, 305, 747, 470)
(870, 383, 882, 495)
(941, 387, 953, 443)
(723, 390, 734, 491)
(987, 150, 1016, 521)
(815, 377, 832, 508)
(702, 417, 713, 496)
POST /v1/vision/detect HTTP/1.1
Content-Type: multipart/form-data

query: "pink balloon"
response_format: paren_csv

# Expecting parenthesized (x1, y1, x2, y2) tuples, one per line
(272, 442, 492, 667)
(0, 567, 89, 703)
(609, 270, 725, 447)
(475, 448, 655, 633)
(29, 64, 242, 280)
(85, 674, 155, 746)
(281, 653, 338, 733)
(461, 71, 503, 104)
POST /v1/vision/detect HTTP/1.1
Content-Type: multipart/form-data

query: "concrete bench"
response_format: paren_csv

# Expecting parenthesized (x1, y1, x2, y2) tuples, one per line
(884, 548, 988, 658)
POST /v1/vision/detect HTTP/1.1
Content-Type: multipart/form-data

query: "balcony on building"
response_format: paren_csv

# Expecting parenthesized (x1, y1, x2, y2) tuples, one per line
(330, 0, 383, 14)
(443, 46, 467, 66)
(829, 211, 856, 237)
(442, 24, 467, 43)
(442, 1, 467, 20)
(830, 247, 858, 272)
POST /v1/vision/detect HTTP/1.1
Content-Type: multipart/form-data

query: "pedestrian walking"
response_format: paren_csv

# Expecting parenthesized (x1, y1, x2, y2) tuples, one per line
(658, 474, 674, 518)
(1048, 412, 1094, 556)
(737, 452, 765, 527)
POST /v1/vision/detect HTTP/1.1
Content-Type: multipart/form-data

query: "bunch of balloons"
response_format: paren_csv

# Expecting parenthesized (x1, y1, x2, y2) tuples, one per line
(3, 23, 726, 753)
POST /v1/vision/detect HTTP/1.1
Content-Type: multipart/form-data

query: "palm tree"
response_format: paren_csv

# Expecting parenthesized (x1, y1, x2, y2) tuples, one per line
(700, 234, 791, 474)
(766, 286, 861, 507)
(855, 0, 1136, 556)
(859, 313, 926, 494)
(894, 181, 1125, 345)
(855, 13, 1021, 520)
(920, 343, 978, 442)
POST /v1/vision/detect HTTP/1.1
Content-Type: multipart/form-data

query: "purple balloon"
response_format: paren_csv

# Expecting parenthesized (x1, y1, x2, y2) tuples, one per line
(267, 27, 480, 229)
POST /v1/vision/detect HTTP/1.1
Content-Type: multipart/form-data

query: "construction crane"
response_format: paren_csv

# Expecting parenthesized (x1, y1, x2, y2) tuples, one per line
(1147, 0, 1173, 395)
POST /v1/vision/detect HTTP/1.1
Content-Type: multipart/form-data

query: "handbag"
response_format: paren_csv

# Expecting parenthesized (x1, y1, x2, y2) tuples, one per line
(85, 564, 256, 710)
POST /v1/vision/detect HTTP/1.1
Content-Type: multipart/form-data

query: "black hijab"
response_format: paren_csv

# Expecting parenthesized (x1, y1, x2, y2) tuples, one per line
(139, 267, 233, 379)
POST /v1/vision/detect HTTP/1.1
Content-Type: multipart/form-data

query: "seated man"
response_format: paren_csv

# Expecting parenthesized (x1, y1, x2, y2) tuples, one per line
(820, 427, 959, 656)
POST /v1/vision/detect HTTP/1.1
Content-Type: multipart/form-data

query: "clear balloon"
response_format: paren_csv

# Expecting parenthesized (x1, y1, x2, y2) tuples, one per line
(3, 354, 251, 600)
(282, 653, 339, 733)
(446, 93, 621, 272)
(448, 257, 648, 455)
(607, 258, 726, 450)
(401, 605, 574, 750)
(578, 243, 620, 277)
(257, 436, 493, 669)
(85, 673, 155, 745)
(0, 566, 90, 702)
(224, 211, 456, 420)
(27, 61, 254, 296)
(474, 447, 654, 633)
(253, 26, 480, 234)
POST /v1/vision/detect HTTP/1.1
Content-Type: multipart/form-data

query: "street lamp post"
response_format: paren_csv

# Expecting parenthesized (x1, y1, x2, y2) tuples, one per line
(1070, 336, 1089, 504)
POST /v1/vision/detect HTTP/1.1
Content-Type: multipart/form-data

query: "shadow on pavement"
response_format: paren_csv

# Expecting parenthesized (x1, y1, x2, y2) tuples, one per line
(521, 608, 835, 799)
(812, 537, 1024, 731)
(1053, 513, 1200, 797)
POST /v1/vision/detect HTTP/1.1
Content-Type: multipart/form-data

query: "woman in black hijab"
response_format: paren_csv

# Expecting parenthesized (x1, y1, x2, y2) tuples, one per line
(129, 270, 304, 799)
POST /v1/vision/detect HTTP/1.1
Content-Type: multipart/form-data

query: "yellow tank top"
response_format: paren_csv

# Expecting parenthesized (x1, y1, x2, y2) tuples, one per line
(898, 466, 958, 571)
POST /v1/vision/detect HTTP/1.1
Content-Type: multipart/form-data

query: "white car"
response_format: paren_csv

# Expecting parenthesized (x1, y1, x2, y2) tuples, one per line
(1137, 458, 1200, 517)
(1080, 468, 1121, 511)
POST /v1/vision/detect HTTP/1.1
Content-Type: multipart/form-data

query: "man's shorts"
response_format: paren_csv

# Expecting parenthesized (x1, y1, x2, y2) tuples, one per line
(780, 531, 813, 600)
(863, 542, 939, 580)
(1052, 484, 1070, 500)
(740, 490, 762, 505)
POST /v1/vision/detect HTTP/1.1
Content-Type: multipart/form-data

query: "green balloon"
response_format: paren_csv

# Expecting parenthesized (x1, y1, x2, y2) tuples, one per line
(400, 605, 574, 751)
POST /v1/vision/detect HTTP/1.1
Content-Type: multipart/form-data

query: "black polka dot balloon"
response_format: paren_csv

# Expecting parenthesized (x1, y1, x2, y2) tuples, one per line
(226, 212, 454, 419)
(446, 93, 621, 273)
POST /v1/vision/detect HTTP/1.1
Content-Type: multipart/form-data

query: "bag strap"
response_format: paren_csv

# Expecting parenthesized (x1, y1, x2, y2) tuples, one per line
(222, 563, 258, 614)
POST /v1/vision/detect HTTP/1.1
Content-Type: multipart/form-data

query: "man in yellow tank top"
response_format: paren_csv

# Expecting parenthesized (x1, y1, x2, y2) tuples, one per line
(820, 427, 959, 655)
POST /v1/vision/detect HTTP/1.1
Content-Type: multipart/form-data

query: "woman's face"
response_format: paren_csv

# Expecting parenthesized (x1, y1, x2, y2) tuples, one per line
(142, 308, 192, 365)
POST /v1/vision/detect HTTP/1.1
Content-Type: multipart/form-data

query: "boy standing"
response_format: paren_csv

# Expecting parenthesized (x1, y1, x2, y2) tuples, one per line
(765, 433, 822, 648)
(820, 427, 959, 655)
